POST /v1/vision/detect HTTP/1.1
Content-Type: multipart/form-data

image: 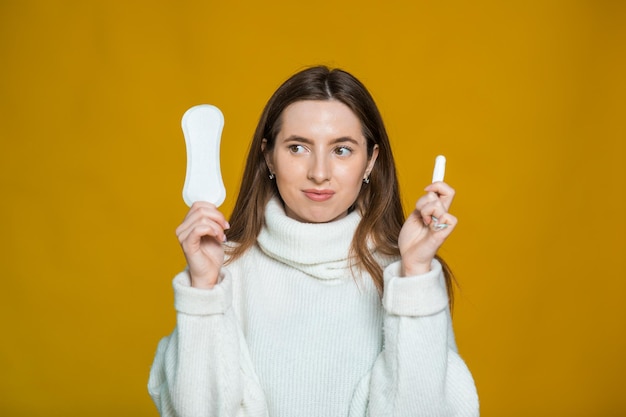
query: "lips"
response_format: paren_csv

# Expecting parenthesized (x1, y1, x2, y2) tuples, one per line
(303, 189, 335, 202)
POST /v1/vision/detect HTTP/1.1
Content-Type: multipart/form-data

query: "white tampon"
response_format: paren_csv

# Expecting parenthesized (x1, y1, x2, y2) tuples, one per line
(430, 155, 448, 230)
(181, 104, 226, 207)
(432, 155, 446, 183)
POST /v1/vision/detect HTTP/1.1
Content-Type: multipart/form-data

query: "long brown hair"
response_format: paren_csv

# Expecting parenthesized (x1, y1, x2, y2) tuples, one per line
(226, 66, 454, 305)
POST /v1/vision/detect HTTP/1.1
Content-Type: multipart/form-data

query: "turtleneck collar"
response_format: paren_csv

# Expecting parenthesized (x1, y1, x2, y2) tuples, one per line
(256, 197, 362, 281)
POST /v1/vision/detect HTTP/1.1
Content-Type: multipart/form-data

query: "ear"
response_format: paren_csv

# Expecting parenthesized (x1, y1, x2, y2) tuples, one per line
(261, 138, 274, 173)
(364, 144, 379, 178)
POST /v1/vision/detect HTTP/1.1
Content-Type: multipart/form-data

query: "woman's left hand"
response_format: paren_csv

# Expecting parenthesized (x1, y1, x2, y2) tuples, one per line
(398, 181, 457, 276)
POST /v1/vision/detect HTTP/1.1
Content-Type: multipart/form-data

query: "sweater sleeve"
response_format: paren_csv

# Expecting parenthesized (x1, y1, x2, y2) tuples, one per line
(352, 259, 479, 417)
(147, 269, 268, 417)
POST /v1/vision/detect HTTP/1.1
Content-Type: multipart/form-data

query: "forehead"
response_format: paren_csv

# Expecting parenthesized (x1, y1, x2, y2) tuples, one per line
(278, 100, 364, 140)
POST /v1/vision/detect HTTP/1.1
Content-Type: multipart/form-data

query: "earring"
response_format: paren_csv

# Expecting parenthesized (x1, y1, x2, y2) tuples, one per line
(269, 173, 275, 180)
(363, 176, 370, 184)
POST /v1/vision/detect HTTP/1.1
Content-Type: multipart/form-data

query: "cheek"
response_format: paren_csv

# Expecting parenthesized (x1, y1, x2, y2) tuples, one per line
(274, 162, 303, 192)
(276, 159, 305, 180)
(337, 160, 368, 182)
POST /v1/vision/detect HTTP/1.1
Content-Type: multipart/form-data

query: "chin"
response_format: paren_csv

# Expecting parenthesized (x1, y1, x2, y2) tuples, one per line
(299, 209, 346, 224)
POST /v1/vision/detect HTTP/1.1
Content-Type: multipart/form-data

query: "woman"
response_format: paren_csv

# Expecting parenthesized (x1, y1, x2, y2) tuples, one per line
(148, 66, 479, 416)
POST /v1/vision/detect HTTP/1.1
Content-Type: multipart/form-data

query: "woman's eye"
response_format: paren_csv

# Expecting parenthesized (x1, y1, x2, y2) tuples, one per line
(334, 146, 353, 156)
(288, 145, 306, 154)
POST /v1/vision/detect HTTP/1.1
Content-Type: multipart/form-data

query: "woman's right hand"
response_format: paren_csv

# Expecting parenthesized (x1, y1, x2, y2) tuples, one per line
(175, 202, 230, 289)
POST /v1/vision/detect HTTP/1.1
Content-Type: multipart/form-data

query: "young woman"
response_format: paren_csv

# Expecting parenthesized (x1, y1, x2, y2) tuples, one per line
(148, 66, 479, 417)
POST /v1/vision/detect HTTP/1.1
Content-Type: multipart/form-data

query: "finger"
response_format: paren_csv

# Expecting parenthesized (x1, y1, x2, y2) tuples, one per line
(430, 212, 458, 233)
(418, 199, 448, 227)
(179, 224, 227, 254)
(182, 218, 227, 244)
(424, 182, 455, 210)
(191, 202, 230, 229)
(414, 191, 440, 214)
(179, 204, 230, 233)
(184, 201, 214, 220)
(177, 215, 227, 245)
(424, 210, 458, 237)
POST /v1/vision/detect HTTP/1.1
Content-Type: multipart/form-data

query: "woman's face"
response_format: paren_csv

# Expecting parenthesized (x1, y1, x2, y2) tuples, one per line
(264, 100, 378, 223)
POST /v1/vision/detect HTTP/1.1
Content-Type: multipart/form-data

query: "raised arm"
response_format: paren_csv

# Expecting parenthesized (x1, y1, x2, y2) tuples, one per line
(148, 202, 268, 416)
(350, 181, 479, 416)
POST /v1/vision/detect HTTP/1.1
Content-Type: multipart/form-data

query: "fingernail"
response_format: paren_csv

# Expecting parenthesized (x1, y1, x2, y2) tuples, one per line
(225, 221, 231, 229)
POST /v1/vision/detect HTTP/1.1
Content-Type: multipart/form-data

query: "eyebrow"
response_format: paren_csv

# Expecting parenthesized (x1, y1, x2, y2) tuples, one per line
(282, 135, 361, 146)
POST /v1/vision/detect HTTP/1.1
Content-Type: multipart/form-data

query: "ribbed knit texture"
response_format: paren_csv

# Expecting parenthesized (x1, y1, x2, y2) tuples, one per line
(148, 198, 479, 417)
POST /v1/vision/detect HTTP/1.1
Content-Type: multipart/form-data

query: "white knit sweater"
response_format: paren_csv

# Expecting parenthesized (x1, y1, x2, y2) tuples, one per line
(148, 198, 479, 417)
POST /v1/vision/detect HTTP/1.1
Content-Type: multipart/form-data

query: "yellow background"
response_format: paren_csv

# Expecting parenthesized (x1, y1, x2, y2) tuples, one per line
(1, 1, 625, 416)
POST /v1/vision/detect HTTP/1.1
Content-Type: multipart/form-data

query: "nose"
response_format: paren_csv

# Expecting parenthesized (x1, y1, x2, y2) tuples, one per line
(307, 153, 331, 183)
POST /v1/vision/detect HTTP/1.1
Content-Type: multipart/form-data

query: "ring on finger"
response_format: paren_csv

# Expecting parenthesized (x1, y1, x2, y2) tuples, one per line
(430, 215, 449, 231)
